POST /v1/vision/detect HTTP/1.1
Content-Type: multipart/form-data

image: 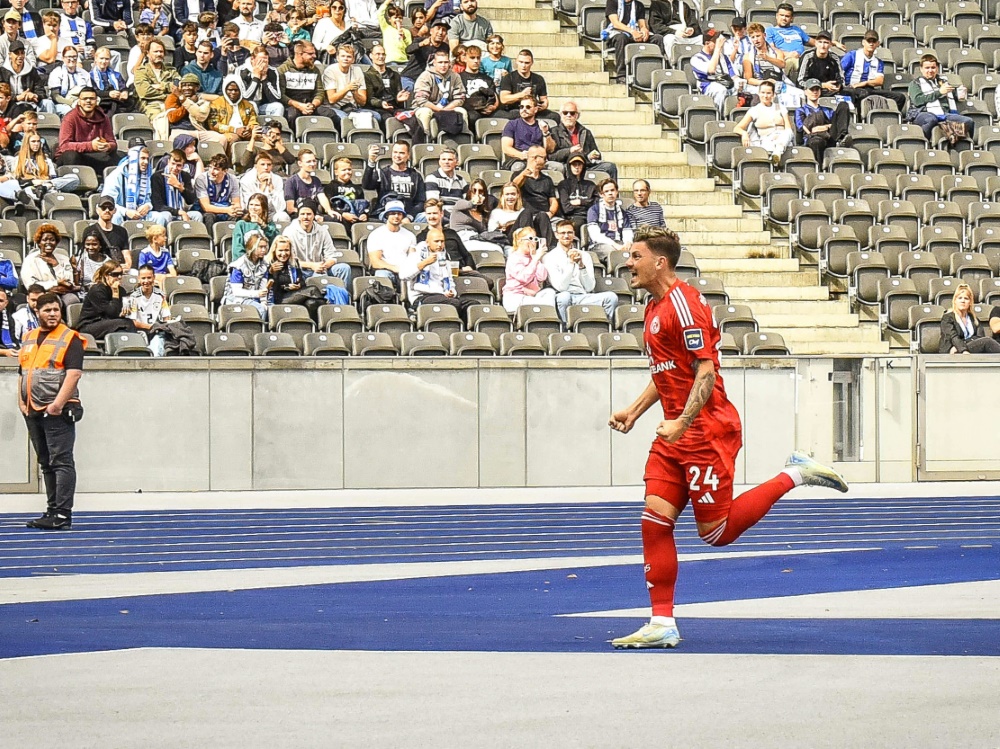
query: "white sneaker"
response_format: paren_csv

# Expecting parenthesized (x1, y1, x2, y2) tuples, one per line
(786, 451, 849, 493)
(611, 623, 681, 649)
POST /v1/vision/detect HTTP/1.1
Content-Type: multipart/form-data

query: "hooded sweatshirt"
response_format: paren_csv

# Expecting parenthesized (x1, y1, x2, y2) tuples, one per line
(54, 104, 117, 158)
(284, 217, 335, 265)
(208, 76, 260, 134)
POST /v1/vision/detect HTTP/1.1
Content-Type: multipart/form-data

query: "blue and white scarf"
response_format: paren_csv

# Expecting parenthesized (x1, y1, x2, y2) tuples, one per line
(90, 66, 125, 92)
(206, 173, 233, 206)
(123, 145, 152, 211)
(20, 11, 37, 39)
(603, 0, 638, 38)
(165, 174, 184, 211)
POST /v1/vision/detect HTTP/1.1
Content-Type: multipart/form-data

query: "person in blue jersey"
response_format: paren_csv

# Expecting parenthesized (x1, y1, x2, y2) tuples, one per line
(839, 30, 906, 113)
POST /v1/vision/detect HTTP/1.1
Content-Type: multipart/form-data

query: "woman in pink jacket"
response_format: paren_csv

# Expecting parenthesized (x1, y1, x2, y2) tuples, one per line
(502, 226, 557, 313)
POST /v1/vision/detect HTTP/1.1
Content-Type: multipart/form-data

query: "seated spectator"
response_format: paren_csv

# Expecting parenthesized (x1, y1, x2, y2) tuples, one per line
(138, 0, 170, 35)
(650, 0, 699, 59)
(551, 100, 616, 180)
(425, 148, 467, 217)
(423, 0, 458, 27)
(556, 154, 597, 233)
(239, 151, 289, 221)
(0, 286, 16, 355)
(500, 96, 556, 172)
(75, 259, 137, 340)
(413, 50, 467, 138)
(260, 22, 290, 68)
(7, 110, 47, 157)
(0, 9, 37, 70)
(416, 198, 484, 279)
(151, 148, 203, 225)
(54, 86, 118, 172)
(16, 132, 80, 200)
(91, 195, 131, 268)
(481, 34, 512, 86)
(32, 10, 70, 71)
(137, 223, 177, 286)
(365, 43, 410, 116)
(367, 199, 417, 288)
(795, 30, 842, 97)
(400, 20, 449, 93)
(741, 22, 785, 99)
(449, 0, 491, 53)
(409, 5, 429, 40)
(626, 178, 665, 228)
(459, 44, 499, 127)
(734, 80, 794, 162)
(237, 46, 284, 118)
(197, 10, 220, 45)
(1, 40, 46, 112)
(324, 156, 370, 225)
(765, 3, 815, 83)
(512, 145, 559, 218)
(122, 263, 171, 356)
(0, 141, 34, 209)
(134, 38, 179, 119)
(722, 16, 753, 73)
(125, 23, 154, 85)
(795, 79, 851, 163)
(324, 43, 377, 124)
(165, 74, 229, 148)
(174, 22, 199, 71)
(207, 77, 260, 151)
(840, 30, 907, 114)
(499, 49, 552, 119)
(450, 179, 503, 253)
(586, 177, 633, 264)
(940, 283, 1000, 353)
(233, 191, 280, 260)
(232, 0, 264, 44)
(195, 153, 244, 232)
(362, 141, 426, 220)
(46, 47, 88, 114)
(277, 41, 336, 126)
(91, 0, 130, 34)
(102, 141, 154, 225)
(238, 119, 296, 174)
(155, 133, 204, 179)
(218, 23, 250, 77)
(89, 47, 132, 117)
(691, 29, 740, 112)
(0, 83, 25, 152)
(181, 41, 223, 102)
(73, 227, 110, 294)
(267, 234, 324, 317)
(0, 246, 19, 296)
(22, 223, 80, 306)
(313, 0, 350, 62)
(378, 0, 411, 65)
(489, 180, 555, 249)
(907, 53, 974, 144)
(12, 283, 44, 342)
(345, 0, 381, 40)
(502, 225, 555, 312)
(604, 0, 661, 85)
(406, 227, 478, 315)
(222, 231, 270, 315)
(543, 220, 617, 323)
(284, 198, 352, 283)
(58, 0, 95, 59)
(284, 148, 338, 219)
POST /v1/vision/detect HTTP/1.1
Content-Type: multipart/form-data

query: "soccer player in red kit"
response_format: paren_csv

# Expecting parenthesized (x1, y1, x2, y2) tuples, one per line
(608, 226, 848, 649)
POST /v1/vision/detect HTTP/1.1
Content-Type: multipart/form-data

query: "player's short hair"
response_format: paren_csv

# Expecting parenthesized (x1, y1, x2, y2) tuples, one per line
(633, 226, 681, 269)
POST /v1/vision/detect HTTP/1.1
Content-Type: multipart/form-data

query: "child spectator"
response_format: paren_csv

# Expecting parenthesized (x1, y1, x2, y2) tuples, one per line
(137, 224, 177, 287)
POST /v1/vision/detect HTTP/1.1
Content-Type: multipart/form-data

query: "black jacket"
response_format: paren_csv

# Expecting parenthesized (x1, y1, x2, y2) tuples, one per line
(152, 171, 198, 217)
(557, 175, 598, 221)
(797, 50, 844, 89)
(551, 123, 602, 165)
(364, 65, 405, 112)
(76, 282, 122, 330)
(939, 310, 990, 353)
(647, 0, 700, 36)
(415, 226, 476, 268)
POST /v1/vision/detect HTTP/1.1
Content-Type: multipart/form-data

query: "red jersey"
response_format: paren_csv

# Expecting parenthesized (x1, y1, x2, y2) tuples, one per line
(643, 279, 742, 440)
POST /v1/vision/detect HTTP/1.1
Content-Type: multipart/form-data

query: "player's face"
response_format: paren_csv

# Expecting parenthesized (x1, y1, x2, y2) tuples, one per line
(626, 241, 666, 290)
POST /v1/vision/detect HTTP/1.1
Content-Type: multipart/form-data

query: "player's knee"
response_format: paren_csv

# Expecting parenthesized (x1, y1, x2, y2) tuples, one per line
(645, 495, 680, 520)
(698, 522, 731, 547)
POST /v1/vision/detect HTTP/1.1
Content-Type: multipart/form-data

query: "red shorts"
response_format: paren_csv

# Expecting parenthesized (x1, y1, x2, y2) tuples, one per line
(643, 430, 743, 526)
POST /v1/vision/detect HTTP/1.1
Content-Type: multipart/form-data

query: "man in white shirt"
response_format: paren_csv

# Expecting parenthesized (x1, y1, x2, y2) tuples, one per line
(12, 283, 42, 343)
(345, 0, 380, 39)
(322, 43, 372, 124)
(239, 151, 289, 221)
(368, 199, 416, 289)
(543, 220, 617, 322)
(232, 0, 264, 43)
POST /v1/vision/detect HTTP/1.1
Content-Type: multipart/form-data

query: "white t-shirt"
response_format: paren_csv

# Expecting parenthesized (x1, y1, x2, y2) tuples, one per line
(233, 15, 264, 43)
(322, 64, 366, 108)
(368, 225, 415, 267)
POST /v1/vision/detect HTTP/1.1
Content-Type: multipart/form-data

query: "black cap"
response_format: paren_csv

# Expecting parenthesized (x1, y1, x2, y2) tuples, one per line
(815, 29, 832, 40)
(97, 195, 117, 209)
(8, 38, 24, 52)
(731, 15, 746, 27)
(128, 136, 146, 148)
(297, 197, 319, 213)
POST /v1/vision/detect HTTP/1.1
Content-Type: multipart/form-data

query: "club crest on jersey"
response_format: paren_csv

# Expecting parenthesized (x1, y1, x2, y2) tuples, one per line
(684, 328, 704, 351)
(650, 316, 661, 335)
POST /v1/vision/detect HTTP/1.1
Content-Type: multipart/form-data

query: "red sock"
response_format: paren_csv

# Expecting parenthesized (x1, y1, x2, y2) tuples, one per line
(641, 508, 678, 617)
(706, 473, 796, 546)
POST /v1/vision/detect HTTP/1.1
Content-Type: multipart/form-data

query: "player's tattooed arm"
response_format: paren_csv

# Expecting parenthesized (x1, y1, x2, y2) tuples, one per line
(678, 359, 716, 428)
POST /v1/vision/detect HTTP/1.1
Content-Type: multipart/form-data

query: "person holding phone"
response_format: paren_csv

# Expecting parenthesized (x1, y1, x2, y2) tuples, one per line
(502, 225, 555, 313)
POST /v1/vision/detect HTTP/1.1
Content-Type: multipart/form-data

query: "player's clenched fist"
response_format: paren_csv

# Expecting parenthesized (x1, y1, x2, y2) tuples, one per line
(608, 410, 636, 433)
(655, 419, 687, 443)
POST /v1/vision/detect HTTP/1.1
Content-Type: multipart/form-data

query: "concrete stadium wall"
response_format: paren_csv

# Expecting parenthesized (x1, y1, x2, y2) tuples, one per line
(0, 354, 977, 495)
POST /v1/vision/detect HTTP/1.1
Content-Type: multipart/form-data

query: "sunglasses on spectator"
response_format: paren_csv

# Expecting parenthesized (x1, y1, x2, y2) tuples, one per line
(109, 271, 123, 277)
(561, 110, 578, 115)
(519, 104, 533, 109)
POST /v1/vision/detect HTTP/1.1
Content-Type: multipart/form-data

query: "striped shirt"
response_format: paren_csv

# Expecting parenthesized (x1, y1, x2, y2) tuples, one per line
(626, 202, 666, 228)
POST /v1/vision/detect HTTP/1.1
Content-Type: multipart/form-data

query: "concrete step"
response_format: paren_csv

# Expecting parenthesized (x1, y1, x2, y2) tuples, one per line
(787, 340, 892, 354)
(575, 109, 655, 124)
(542, 71, 613, 84)
(701, 258, 798, 273)
(727, 285, 831, 300)
(756, 313, 861, 328)
(548, 84, 632, 98)
(480, 0, 538, 7)
(533, 54, 602, 69)
(662, 204, 744, 219)
(772, 326, 883, 342)
(587, 124, 664, 139)
(715, 270, 817, 287)
(556, 96, 640, 111)
(686, 246, 787, 260)
(668, 218, 764, 233)
(645, 177, 716, 192)
(681, 231, 773, 246)
(488, 8, 561, 21)
(604, 143, 688, 157)
(620, 165, 705, 179)
(503, 33, 579, 47)
(655, 190, 735, 206)
(741, 300, 849, 315)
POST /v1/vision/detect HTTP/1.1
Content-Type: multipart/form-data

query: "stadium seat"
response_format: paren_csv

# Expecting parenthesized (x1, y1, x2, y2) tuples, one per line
(979, 276, 1000, 303)
(849, 250, 892, 306)
(878, 276, 922, 331)
(416, 304, 463, 336)
(804, 173, 846, 213)
(175, 249, 216, 276)
(596, 275, 635, 305)
(164, 276, 209, 307)
(253, 332, 299, 356)
(718, 331, 741, 356)
(219, 304, 267, 339)
(458, 143, 499, 174)
(833, 198, 876, 241)
(515, 304, 562, 336)
(732, 147, 773, 199)
(653, 69, 693, 120)
(449, 331, 495, 356)
(597, 331, 643, 356)
(851, 173, 893, 207)
(205, 332, 251, 356)
(761, 172, 802, 226)
(625, 43, 666, 91)
(365, 304, 412, 348)
(79, 332, 100, 356)
(819, 225, 862, 278)
(548, 332, 595, 356)
(950, 252, 993, 284)
(942, 174, 984, 214)
(827, 0, 864, 25)
(323, 142, 364, 170)
(103, 331, 150, 357)
(743, 331, 790, 355)
(400, 331, 448, 356)
(303, 331, 349, 356)
(908, 303, 946, 353)
(171, 304, 214, 352)
(352, 275, 393, 302)
(269, 304, 315, 350)
(894, 173, 936, 215)
(877, 199, 921, 245)
(869, 0, 903, 26)
(465, 304, 512, 351)
(928, 276, 961, 308)
(899, 249, 943, 299)
(869, 148, 909, 189)
(923, 201, 965, 240)
(908, 1, 944, 37)
(566, 304, 612, 350)
(790, 199, 831, 255)
(868, 223, 911, 266)
(824, 147, 865, 184)
(688, 276, 729, 307)
(56, 165, 98, 195)
(351, 331, 397, 356)
(781, 148, 819, 184)
(968, 201, 1000, 232)
(946, 1, 985, 36)
(43, 193, 85, 224)
(499, 331, 546, 356)
(713, 304, 759, 346)
(679, 95, 721, 146)
(341, 118, 382, 150)
(922, 225, 963, 268)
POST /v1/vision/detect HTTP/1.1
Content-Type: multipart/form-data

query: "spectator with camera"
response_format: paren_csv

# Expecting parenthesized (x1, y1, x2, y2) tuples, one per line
(238, 118, 296, 173)
(406, 227, 478, 315)
(502, 225, 555, 313)
(362, 140, 426, 221)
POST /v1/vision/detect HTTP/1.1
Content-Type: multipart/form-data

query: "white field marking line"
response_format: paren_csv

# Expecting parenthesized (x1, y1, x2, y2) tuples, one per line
(0, 547, 880, 605)
(1, 520, 997, 557)
(960, 544, 995, 548)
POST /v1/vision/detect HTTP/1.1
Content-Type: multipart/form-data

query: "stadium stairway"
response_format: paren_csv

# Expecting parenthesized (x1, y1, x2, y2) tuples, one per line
(485, 0, 890, 354)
